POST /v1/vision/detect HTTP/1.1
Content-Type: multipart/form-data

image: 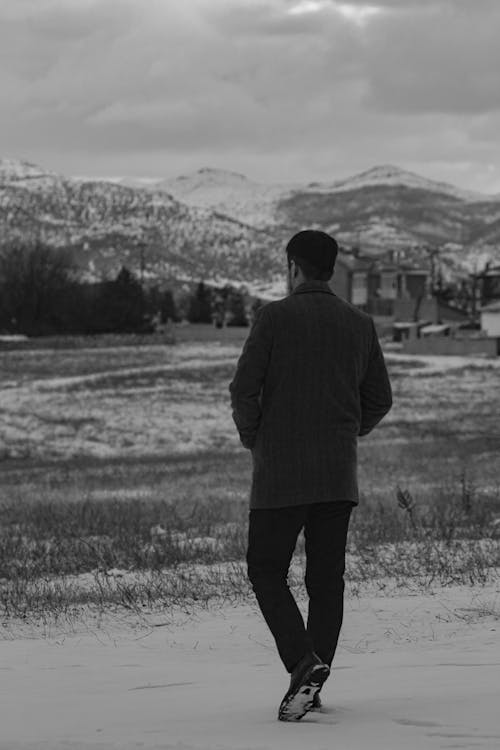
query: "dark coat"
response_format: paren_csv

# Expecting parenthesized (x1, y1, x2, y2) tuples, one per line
(229, 281, 392, 509)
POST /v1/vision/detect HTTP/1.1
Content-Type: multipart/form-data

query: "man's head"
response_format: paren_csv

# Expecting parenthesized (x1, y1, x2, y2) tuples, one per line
(286, 230, 338, 286)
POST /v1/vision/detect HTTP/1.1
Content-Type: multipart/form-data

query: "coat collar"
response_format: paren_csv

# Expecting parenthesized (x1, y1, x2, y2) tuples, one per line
(292, 280, 334, 296)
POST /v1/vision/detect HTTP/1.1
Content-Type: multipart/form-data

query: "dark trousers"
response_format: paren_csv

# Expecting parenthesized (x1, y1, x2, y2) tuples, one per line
(247, 500, 354, 674)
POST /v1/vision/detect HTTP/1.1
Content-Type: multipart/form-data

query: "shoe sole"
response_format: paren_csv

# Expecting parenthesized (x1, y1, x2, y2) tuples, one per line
(278, 664, 329, 722)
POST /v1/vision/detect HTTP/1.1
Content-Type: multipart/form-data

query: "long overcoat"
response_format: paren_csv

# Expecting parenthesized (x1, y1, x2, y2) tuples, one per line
(229, 281, 392, 509)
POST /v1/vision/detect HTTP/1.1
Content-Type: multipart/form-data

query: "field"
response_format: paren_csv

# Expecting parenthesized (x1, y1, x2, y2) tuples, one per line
(1, 324, 499, 621)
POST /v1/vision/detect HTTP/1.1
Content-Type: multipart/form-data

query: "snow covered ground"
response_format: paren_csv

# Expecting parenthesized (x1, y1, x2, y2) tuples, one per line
(2, 343, 499, 462)
(382, 351, 500, 375)
(1, 343, 499, 747)
(0, 343, 242, 460)
(1, 578, 498, 749)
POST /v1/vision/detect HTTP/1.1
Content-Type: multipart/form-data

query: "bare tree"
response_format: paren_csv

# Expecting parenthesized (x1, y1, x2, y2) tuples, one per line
(0, 240, 77, 335)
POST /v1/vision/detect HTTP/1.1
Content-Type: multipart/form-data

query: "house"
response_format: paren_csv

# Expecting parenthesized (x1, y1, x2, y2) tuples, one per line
(481, 265, 500, 305)
(469, 263, 500, 316)
(329, 250, 375, 309)
(480, 301, 500, 337)
(382, 262, 429, 319)
(329, 247, 433, 318)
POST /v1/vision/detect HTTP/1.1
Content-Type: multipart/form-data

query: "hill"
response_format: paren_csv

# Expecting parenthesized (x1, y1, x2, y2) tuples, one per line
(0, 159, 285, 294)
(2, 159, 500, 294)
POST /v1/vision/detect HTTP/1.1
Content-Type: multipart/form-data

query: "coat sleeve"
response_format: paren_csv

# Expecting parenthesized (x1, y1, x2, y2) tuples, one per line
(358, 319, 392, 436)
(228, 304, 273, 449)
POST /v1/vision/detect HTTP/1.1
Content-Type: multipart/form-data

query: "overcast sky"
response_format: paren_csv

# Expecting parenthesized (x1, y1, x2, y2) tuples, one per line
(1, 0, 499, 192)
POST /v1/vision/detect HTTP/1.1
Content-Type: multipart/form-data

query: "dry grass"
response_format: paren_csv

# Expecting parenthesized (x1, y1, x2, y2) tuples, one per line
(1, 456, 499, 620)
(0, 332, 499, 621)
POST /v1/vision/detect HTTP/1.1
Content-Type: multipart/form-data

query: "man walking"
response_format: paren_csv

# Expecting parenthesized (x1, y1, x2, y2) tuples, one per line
(229, 229, 392, 721)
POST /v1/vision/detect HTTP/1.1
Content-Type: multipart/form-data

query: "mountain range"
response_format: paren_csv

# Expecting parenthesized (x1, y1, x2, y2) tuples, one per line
(1, 158, 500, 298)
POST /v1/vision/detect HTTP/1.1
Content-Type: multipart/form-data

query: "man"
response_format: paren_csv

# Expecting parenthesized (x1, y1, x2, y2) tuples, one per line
(229, 229, 392, 721)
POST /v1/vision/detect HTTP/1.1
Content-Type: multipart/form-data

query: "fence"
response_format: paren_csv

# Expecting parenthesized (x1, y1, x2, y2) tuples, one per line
(402, 335, 499, 357)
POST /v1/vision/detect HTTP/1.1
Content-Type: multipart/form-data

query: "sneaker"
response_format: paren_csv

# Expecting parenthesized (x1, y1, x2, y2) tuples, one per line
(278, 652, 329, 721)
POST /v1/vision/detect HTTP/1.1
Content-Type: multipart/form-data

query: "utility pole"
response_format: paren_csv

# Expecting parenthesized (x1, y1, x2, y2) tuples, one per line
(133, 237, 147, 328)
(138, 241, 145, 287)
(424, 244, 440, 295)
(138, 208, 153, 289)
(471, 272, 477, 320)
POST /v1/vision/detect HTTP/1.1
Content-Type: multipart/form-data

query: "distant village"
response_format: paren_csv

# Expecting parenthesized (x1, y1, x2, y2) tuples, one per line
(324, 246, 500, 357)
(0, 238, 500, 356)
(211, 243, 500, 357)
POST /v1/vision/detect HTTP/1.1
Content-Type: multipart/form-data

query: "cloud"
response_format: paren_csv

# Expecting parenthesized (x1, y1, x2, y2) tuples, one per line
(362, 2, 500, 114)
(0, 0, 364, 151)
(0, 0, 498, 192)
(333, 0, 499, 9)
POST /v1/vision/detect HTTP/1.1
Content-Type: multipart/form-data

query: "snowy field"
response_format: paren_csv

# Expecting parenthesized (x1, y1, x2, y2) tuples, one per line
(1, 578, 499, 749)
(1, 341, 500, 463)
(1, 339, 500, 518)
(0, 338, 499, 747)
(0, 342, 241, 460)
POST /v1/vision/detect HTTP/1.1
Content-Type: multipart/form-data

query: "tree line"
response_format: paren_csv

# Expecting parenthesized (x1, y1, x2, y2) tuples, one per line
(0, 241, 261, 336)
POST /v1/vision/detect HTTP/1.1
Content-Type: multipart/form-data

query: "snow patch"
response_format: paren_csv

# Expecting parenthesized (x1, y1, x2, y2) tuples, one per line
(0, 157, 58, 182)
(0, 580, 498, 748)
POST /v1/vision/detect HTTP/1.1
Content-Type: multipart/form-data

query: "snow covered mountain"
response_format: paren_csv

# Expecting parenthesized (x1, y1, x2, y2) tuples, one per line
(0, 158, 60, 185)
(280, 167, 500, 269)
(0, 159, 285, 289)
(153, 168, 297, 227)
(304, 164, 492, 202)
(91, 167, 297, 227)
(142, 165, 500, 265)
(2, 158, 500, 289)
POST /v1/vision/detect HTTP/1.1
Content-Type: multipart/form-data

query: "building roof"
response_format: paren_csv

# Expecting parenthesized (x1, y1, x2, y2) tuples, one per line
(336, 253, 374, 272)
(337, 253, 430, 275)
(480, 301, 500, 313)
(484, 265, 500, 275)
(377, 260, 429, 271)
(420, 324, 451, 335)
